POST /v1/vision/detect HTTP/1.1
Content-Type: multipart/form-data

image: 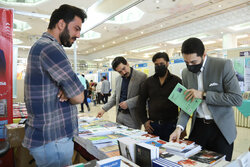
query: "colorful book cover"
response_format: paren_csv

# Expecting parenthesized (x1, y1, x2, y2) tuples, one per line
(189, 150, 225, 165)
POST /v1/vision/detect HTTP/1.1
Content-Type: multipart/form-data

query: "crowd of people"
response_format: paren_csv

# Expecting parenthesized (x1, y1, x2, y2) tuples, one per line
(23, 4, 243, 167)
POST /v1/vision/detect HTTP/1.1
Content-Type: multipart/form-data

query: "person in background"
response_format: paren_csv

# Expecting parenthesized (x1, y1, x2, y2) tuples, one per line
(81, 74, 90, 112)
(96, 78, 103, 104)
(23, 4, 86, 167)
(101, 76, 110, 104)
(97, 57, 147, 129)
(136, 52, 182, 141)
(91, 82, 97, 106)
(170, 37, 242, 161)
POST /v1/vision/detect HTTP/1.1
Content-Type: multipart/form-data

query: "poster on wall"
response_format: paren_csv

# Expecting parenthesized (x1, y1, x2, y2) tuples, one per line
(0, 8, 13, 137)
(244, 57, 250, 91)
(233, 58, 245, 92)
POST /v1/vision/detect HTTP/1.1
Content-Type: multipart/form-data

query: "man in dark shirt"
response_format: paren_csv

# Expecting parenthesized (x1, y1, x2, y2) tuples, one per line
(137, 52, 182, 141)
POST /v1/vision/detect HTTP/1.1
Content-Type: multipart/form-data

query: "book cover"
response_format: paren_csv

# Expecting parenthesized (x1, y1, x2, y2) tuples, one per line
(168, 83, 202, 116)
(189, 150, 225, 165)
(162, 140, 195, 152)
(135, 143, 152, 167)
(167, 144, 202, 158)
(96, 156, 121, 167)
(117, 137, 139, 162)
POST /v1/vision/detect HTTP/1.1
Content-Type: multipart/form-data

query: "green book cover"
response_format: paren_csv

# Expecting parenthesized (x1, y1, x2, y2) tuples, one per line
(168, 83, 202, 116)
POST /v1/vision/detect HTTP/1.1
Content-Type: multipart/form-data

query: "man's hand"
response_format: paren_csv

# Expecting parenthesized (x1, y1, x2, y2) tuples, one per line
(184, 89, 203, 102)
(119, 101, 128, 110)
(96, 110, 105, 118)
(144, 120, 154, 134)
(57, 89, 68, 102)
(169, 127, 182, 143)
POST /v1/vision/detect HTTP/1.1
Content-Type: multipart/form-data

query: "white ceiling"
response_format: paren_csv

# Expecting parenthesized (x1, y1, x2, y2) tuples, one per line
(1, 0, 250, 63)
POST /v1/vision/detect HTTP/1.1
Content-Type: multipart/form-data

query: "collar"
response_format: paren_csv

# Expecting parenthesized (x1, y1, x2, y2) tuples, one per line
(42, 32, 59, 43)
(200, 55, 207, 73)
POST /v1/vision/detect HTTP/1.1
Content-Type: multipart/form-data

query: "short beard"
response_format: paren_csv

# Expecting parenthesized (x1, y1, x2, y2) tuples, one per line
(59, 24, 73, 47)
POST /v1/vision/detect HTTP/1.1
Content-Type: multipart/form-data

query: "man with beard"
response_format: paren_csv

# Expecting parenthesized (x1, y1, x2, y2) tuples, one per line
(136, 52, 182, 141)
(23, 5, 86, 167)
(97, 57, 147, 129)
(170, 38, 242, 161)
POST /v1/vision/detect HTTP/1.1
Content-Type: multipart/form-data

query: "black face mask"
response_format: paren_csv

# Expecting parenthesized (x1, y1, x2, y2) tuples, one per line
(186, 59, 203, 73)
(155, 64, 167, 77)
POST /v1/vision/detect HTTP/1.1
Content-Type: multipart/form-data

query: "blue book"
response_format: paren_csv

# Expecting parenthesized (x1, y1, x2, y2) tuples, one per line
(153, 158, 182, 167)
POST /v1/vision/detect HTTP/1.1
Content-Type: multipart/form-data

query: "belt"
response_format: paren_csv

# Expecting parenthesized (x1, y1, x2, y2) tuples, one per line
(197, 118, 214, 125)
(153, 119, 177, 125)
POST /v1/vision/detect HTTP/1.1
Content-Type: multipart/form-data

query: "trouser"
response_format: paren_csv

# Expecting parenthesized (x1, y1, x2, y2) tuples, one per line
(150, 121, 176, 142)
(81, 90, 89, 111)
(101, 94, 109, 104)
(189, 118, 234, 161)
(28, 137, 73, 167)
(116, 112, 141, 129)
(97, 92, 102, 104)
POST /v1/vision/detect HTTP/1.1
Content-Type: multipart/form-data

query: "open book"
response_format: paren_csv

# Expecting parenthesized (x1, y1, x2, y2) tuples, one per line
(168, 83, 202, 116)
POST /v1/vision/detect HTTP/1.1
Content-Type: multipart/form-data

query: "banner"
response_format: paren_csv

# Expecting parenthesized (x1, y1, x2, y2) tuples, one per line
(0, 8, 13, 138)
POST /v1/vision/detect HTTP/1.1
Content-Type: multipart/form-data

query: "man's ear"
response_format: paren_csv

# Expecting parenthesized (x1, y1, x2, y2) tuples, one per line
(57, 19, 66, 31)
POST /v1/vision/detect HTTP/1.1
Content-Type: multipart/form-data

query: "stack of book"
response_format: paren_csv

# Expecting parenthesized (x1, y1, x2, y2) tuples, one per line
(13, 102, 28, 118)
(162, 140, 201, 158)
(159, 149, 225, 167)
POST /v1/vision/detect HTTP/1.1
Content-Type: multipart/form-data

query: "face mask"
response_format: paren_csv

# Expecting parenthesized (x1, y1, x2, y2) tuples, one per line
(187, 59, 203, 73)
(155, 64, 167, 77)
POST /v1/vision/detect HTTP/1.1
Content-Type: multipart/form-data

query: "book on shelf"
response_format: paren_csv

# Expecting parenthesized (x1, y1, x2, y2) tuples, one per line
(152, 158, 183, 167)
(168, 83, 202, 116)
(117, 137, 139, 162)
(135, 142, 159, 167)
(189, 149, 225, 166)
(162, 139, 195, 152)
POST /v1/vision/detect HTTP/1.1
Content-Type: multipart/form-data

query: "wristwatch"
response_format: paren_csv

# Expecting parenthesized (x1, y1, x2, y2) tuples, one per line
(202, 92, 206, 100)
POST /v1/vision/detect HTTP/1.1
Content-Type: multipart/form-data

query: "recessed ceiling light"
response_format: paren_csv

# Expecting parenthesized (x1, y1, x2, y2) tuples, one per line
(236, 34, 248, 39)
(218, 5, 222, 8)
(112, 41, 116, 44)
(102, 45, 105, 48)
(93, 59, 104, 61)
(220, 32, 223, 34)
(143, 55, 150, 58)
(125, 36, 128, 40)
(93, 48, 96, 51)
(86, 51, 89, 53)
(228, 22, 250, 31)
(103, 26, 107, 30)
(160, 24, 163, 28)
(141, 31, 144, 34)
(155, 0, 160, 4)
(203, 41, 216, 45)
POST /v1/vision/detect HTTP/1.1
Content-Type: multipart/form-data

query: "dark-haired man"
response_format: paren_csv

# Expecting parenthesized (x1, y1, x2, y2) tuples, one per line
(170, 37, 242, 161)
(97, 57, 147, 129)
(23, 4, 87, 167)
(101, 76, 110, 104)
(137, 52, 182, 141)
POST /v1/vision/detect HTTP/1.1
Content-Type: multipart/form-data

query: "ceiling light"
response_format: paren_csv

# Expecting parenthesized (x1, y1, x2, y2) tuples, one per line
(220, 32, 224, 34)
(228, 22, 250, 31)
(93, 59, 104, 61)
(236, 34, 248, 39)
(86, 51, 89, 53)
(143, 55, 150, 58)
(106, 53, 127, 59)
(218, 5, 222, 8)
(203, 41, 216, 45)
(141, 31, 144, 34)
(155, 0, 160, 3)
(102, 45, 105, 48)
(112, 41, 116, 44)
(239, 44, 249, 47)
(166, 34, 208, 44)
(106, 6, 144, 24)
(125, 36, 128, 40)
(93, 48, 96, 51)
(214, 48, 222, 51)
(131, 45, 160, 53)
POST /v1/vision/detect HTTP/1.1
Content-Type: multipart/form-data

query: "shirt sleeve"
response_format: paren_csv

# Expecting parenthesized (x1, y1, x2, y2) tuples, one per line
(136, 80, 149, 124)
(40, 45, 84, 98)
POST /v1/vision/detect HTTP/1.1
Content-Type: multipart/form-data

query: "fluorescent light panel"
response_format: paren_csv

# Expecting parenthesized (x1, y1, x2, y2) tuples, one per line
(131, 46, 160, 53)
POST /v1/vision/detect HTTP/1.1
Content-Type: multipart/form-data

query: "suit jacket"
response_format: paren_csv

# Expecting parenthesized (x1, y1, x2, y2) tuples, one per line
(102, 69, 147, 126)
(177, 56, 242, 144)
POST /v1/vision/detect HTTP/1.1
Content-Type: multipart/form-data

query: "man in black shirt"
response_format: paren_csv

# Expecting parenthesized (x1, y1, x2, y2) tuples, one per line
(137, 52, 182, 141)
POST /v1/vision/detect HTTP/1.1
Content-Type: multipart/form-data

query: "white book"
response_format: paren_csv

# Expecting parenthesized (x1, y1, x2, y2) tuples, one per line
(117, 137, 139, 162)
(167, 144, 202, 158)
